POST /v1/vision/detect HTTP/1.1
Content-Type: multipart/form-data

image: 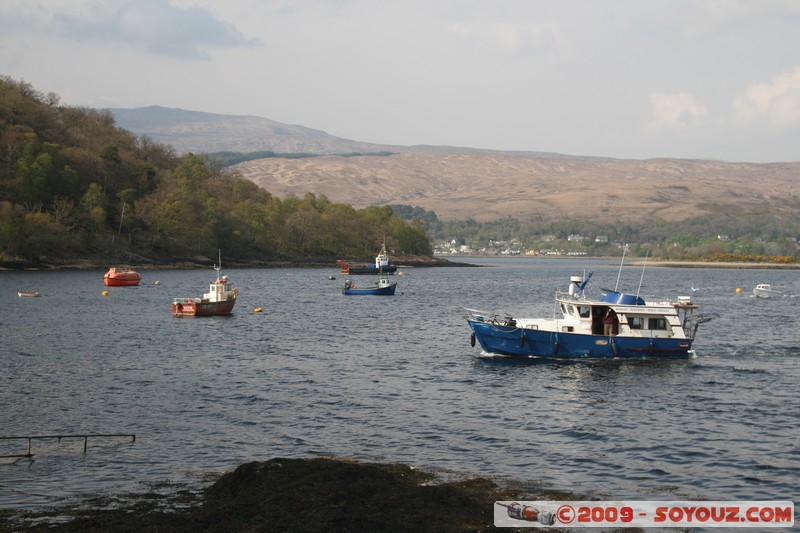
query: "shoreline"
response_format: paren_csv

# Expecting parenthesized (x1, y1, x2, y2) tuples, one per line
(2, 254, 797, 271)
(631, 260, 799, 269)
(442, 255, 800, 269)
(0, 255, 480, 272)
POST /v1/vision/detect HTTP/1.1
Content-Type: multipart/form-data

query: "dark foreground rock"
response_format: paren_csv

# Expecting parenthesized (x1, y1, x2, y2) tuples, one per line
(0, 457, 627, 532)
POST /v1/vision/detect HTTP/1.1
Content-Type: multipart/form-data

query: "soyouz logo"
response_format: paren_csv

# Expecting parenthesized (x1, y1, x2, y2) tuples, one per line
(494, 500, 794, 528)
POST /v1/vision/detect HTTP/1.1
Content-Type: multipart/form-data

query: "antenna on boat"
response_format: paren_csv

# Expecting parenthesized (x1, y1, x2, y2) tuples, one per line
(636, 251, 649, 298)
(213, 249, 222, 279)
(614, 244, 627, 291)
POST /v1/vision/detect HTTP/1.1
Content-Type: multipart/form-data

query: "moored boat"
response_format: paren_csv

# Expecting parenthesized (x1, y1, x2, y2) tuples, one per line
(172, 258, 238, 316)
(466, 272, 710, 359)
(337, 242, 397, 275)
(342, 275, 397, 295)
(753, 283, 782, 298)
(17, 291, 41, 297)
(103, 267, 141, 286)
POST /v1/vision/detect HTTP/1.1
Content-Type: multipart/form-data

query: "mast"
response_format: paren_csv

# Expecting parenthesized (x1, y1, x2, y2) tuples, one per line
(636, 251, 649, 298)
(213, 249, 222, 281)
(614, 244, 627, 291)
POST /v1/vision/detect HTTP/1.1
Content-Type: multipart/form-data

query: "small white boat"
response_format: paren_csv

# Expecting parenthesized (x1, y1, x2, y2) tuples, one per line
(17, 291, 41, 297)
(753, 283, 782, 298)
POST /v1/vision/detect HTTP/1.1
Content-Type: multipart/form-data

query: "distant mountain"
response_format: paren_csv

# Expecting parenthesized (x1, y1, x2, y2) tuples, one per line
(108, 106, 579, 159)
(108, 106, 800, 224)
(235, 152, 800, 223)
(109, 105, 405, 155)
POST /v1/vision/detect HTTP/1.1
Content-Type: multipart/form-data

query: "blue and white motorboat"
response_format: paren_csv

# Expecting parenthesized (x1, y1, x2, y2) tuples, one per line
(466, 272, 709, 359)
(342, 275, 397, 295)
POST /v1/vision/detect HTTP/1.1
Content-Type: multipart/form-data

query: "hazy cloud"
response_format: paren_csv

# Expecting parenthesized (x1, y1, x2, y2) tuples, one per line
(54, 0, 262, 60)
(733, 67, 800, 131)
(648, 92, 708, 132)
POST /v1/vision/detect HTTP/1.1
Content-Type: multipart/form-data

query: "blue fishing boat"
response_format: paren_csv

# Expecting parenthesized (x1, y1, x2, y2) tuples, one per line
(466, 272, 710, 359)
(342, 275, 397, 296)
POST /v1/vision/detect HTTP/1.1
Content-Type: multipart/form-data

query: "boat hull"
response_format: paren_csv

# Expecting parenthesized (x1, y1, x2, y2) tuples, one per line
(467, 320, 693, 359)
(342, 284, 397, 295)
(341, 265, 397, 275)
(17, 291, 41, 297)
(753, 289, 781, 298)
(103, 269, 141, 286)
(103, 277, 141, 287)
(172, 298, 236, 316)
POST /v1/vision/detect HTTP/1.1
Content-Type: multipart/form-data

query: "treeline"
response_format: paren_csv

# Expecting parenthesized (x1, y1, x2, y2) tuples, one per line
(0, 76, 430, 264)
(389, 205, 800, 260)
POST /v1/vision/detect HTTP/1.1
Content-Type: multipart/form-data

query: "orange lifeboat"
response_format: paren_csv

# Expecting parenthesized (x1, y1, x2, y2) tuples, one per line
(103, 267, 142, 286)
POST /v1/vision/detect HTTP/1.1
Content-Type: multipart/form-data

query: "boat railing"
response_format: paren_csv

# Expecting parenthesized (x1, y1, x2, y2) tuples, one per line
(463, 308, 518, 326)
(463, 308, 491, 322)
(556, 289, 591, 302)
(684, 313, 713, 340)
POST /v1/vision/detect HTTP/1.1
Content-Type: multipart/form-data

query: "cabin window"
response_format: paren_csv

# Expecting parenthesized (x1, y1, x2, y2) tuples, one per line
(568, 304, 576, 316)
(577, 306, 591, 318)
(649, 318, 667, 330)
(562, 326, 574, 332)
(629, 317, 644, 330)
(560, 303, 568, 314)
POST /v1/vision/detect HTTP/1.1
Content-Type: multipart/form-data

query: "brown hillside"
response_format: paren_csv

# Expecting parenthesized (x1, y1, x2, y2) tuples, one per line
(233, 152, 800, 222)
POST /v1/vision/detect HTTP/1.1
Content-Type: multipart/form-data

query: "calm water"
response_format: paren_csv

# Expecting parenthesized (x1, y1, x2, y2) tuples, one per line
(1, 258, 799, 510)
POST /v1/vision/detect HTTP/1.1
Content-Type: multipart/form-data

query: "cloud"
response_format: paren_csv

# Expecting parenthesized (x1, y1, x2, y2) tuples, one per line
(446, 17, 565, 59)
(732, 67, 800, 131)
(648, 92, 708, 132)
(54, 0, 262, 60)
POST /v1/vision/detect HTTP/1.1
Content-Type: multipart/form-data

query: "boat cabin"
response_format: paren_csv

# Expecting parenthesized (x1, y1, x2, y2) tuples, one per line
(204, 275, 234, 302)
(375, 244, 391, 270)
(551, 291, 696, 339)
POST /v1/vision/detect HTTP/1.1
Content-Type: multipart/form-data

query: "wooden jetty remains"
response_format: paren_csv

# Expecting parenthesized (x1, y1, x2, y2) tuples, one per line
(0, 433, 136, 458)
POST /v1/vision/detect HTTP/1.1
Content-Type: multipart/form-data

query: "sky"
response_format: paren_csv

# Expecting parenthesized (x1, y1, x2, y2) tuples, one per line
(2, 0, 800, 163)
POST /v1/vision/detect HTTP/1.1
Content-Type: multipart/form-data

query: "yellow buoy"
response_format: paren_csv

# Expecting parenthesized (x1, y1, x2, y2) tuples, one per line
(102, 291, 109, 297)
(254, 307, 263, 313)
(398, 271, 404, 276)
(736, 287, 742, 293)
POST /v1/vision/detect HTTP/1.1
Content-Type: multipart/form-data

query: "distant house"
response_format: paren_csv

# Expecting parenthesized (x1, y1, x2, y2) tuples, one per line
(595, 235, 609, 243)
(717, 235, 730, 241)
(567, 234, 585, 242)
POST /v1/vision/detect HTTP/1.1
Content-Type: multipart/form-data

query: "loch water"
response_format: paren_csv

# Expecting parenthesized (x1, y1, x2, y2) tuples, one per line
(1, 257, 799, 510)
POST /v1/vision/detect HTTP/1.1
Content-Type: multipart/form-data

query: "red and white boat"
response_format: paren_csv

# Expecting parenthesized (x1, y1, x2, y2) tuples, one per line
(172, 261, 238, 317)
(103, 267, 141, 286)
(17, 291, 41, 297)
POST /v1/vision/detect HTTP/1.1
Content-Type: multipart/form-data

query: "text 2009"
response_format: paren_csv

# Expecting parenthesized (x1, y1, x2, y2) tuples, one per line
(577, 506, 634, 523)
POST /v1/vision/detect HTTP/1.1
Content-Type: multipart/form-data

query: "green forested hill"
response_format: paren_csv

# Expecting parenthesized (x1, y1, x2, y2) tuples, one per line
(0, 76, 431, 266)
